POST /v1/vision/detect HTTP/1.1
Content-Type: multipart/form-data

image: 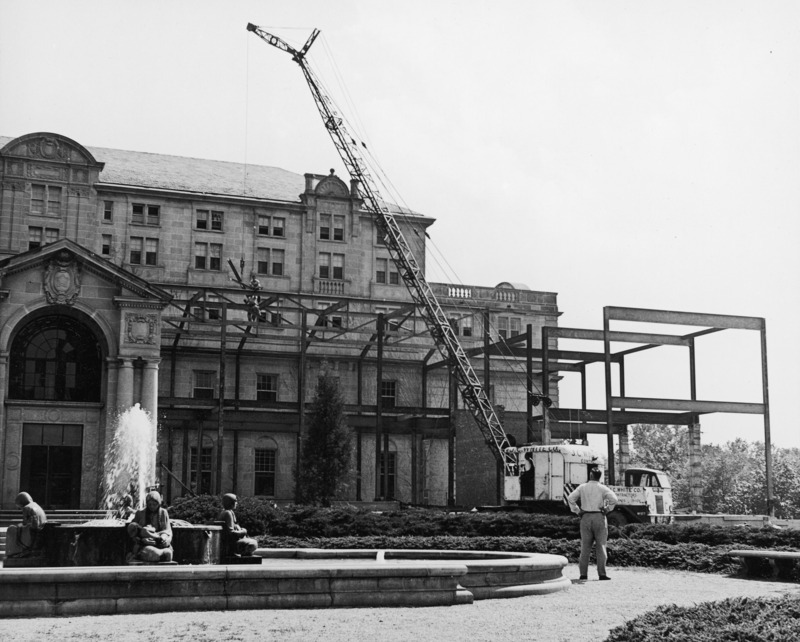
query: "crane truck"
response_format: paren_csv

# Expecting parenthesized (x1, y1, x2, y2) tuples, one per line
(247, 24, 673, 526)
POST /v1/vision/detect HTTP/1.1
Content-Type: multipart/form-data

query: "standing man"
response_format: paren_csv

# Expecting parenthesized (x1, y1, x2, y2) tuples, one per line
(567, 467, 618, 581)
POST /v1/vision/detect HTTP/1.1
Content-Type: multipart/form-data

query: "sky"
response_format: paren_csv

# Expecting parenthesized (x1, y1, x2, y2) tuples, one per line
(1, 1, 798, 451)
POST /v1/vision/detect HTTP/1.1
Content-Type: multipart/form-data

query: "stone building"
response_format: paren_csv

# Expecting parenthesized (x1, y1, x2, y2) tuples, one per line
(0, 132, 560, 511)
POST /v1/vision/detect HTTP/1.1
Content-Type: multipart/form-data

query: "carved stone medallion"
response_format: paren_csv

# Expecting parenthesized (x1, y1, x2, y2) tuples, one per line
(126, 313, 158, 345)
(43, 250, 81, 305)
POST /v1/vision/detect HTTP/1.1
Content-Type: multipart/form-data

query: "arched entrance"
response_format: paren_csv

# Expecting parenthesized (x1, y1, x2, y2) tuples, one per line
(8, 311, 104, 508)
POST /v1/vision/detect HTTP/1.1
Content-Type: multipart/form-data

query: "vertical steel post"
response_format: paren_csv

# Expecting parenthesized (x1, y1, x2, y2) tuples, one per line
(542, 326, 551, 445)
(375, 314, 384, 500)
(216, 302, 227, 494)
(526, 324, 533, 443)
(603, 307, 615, 485)
(761, 320, 774, 516)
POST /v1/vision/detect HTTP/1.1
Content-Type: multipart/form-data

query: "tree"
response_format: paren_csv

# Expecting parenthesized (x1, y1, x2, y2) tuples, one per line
(295, 374, 352, 506)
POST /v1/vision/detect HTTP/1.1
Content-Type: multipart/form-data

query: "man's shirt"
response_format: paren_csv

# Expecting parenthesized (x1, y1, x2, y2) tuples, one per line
(567, 480, 618, 515)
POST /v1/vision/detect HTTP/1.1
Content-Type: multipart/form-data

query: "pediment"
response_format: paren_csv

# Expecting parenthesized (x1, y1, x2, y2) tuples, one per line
(315, 171, 350, 198)
(0, 132, 103, 169)
(0, 239, 171, 304)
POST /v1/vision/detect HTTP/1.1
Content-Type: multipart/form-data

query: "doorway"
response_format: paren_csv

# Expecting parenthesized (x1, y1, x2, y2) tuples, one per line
(20, 423, 83, 509)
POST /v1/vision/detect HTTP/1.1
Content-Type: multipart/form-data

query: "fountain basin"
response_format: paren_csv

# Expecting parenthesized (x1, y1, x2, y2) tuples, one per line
(0, 548, 571, 617)
(4, 523, 222, 567)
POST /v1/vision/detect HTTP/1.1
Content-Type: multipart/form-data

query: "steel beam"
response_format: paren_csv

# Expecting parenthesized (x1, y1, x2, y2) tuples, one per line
(606, 306, 765, 331)
(611, 396, 765, 415)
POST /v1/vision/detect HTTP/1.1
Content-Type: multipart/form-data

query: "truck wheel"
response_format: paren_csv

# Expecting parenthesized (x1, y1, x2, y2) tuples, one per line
(607, 511, 628, 528)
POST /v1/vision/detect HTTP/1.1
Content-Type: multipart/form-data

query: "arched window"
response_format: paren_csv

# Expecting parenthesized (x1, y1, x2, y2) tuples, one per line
(9, 314, 102, 402)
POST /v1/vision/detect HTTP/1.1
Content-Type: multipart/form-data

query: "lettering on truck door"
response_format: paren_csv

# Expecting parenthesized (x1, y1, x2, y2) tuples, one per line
(550, 452, 565, 500)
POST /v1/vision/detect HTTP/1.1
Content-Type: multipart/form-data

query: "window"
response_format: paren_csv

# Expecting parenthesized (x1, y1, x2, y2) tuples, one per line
(316, 303, 343, 328)
(271, 249, 284, 276)
(462, 316, 473, 337)
(257, 248, 285, 276)
(319, 214, 331, 240)
(193, 370, 216, 399)
(129, 237, 142, 264)
(8, 314, 102, 402)
(195, 243, 222, 270)
(257, 248, 270, 275)
(257, 214, 285, 237)
(30, 184, 62, 215)
(256, 374, 278, 402)
(101, 234, 112, 256)
(381, 380, 397, 409)
(319, 253, 330, 279)
(254, 449, 276, 496)
(28, 226, 42, 250)
(144, 238, 158, 266)
(449, 317, 459, 335)
(376, 258, 398, 285)
(47, 187, 62, 215)
(132, 203, 160, 225)
(194, 243, 207, 269)
(44, 228, 58, 245)
(103, 201, 113, 221)
(332, 253, 344, 279)
(498, 316, 521, 340)
(379, 452, 397, 499)
(333, 215, 345, 241)
(210, 244, 221, 270)
(196, 209, 223, 231)
(190, 447, 213, 495)
(30, 185, 45, 215)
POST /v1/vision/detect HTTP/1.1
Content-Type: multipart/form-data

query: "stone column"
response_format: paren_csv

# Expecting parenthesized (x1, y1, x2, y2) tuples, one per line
(141, 359, 160, 419)
(688, 423, 703, 513)
(117, 358, 135, 412)
(0, 351, 8, 504)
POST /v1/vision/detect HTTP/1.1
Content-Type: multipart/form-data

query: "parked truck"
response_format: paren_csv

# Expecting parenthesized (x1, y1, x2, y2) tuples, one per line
(504, 443, 673, 525)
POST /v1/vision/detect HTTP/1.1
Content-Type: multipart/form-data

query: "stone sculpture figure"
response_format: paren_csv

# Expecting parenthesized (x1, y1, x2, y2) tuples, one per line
(126, 490, 173, 563)
(6, 492, 47, 559)
(217, 493, 258, 557)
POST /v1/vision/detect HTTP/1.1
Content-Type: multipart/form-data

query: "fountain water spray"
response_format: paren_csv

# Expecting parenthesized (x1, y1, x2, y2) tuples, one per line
(102, 403, 157, 512)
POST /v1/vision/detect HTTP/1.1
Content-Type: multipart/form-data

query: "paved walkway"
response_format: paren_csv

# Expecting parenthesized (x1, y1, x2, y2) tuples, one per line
(1, 565, 798, 641)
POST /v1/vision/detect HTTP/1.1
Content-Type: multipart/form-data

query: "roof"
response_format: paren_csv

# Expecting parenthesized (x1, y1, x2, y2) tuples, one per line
(0, 135, 428, 219)
(0, 135, 305, 203)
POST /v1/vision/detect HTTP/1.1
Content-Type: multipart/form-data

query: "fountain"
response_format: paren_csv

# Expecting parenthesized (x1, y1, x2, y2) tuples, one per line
(102, 403, 157, 513)
(4, 404, 222, 568)
(0, 406, 573, 616)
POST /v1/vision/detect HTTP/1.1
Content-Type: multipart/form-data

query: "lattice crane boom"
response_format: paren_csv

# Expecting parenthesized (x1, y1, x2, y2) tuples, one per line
(247, 24, 515, 474)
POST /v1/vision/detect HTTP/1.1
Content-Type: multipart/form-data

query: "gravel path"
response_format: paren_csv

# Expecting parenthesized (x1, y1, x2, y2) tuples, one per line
(2, 565, 799, 642)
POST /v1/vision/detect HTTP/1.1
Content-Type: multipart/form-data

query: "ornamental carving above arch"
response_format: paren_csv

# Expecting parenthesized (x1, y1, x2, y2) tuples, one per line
(43, 250, 81, 305)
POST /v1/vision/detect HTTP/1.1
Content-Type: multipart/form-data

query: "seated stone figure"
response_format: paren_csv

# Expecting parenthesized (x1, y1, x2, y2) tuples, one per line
(6, 492, 47, 559)
(114, 494, 136, 522)
(126, 491, 173, 563)
(217, 493, 258, 557)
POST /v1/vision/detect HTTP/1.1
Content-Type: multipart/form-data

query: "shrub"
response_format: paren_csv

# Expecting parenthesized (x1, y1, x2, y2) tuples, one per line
(169, 494, 286, 536)
(604, 595, 800, 641)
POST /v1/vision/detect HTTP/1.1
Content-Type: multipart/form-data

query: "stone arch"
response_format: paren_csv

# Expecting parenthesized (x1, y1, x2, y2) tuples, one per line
(0, 299, 117, 357)
(6, 304, 111, 402)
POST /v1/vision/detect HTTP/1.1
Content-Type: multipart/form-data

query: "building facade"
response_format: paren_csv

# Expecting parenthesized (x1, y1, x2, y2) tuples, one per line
(0, 132, 560, 510)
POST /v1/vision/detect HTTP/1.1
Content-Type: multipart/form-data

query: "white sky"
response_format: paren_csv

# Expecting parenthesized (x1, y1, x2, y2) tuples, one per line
(2, 1, 798, 450)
